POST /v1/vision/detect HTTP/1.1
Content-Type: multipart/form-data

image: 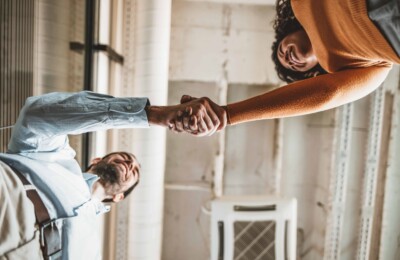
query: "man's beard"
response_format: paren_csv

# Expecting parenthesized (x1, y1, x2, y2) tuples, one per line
(91, 161, 120, 185)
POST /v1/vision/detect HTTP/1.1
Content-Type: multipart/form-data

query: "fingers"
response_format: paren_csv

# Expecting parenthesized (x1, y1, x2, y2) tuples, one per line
(201, 98, 227, 132)
(180, 95, 197, 104)
(205, 108, 220, 136)
(171, 107, 199, 135)
(197, 111, 209, 135)
(169, 96, 225, 137)
(201, 111, 215, 135)
(182, 107, 192, 130)
(186, 98, 219, 136)
(211, 104, 227, 131)
(174, 110, 184, 133)
(189, 115, 198, 132)
(196, 98, 221, 136)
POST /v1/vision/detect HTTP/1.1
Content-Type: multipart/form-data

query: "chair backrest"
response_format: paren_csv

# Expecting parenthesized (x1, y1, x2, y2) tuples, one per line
(211, 196, 297, 260)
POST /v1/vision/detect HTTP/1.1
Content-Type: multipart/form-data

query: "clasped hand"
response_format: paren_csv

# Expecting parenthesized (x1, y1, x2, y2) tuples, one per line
(169, 95, 227, 136)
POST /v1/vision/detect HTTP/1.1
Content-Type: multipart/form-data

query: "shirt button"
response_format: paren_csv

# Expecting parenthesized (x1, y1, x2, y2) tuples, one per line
(127, 105, 132, 110)
(129, 117, 134, 122)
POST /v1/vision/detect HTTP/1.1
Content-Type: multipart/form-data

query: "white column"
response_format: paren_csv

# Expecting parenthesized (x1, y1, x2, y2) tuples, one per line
(379, 75, 400, 260)
(323, 104, 354, 260)
(125, 0, 171, 259)
(356, 88, 385, 260)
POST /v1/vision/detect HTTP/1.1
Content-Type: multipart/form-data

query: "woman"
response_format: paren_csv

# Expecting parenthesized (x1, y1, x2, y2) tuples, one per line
(172, 0, 400, 136)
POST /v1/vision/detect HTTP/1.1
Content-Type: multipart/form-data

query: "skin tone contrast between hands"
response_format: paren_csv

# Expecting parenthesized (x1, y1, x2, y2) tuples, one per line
(145, 95, 228, 137)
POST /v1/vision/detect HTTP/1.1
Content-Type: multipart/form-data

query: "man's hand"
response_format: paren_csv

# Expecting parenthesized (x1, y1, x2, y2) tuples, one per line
(171, 95, 228, 136)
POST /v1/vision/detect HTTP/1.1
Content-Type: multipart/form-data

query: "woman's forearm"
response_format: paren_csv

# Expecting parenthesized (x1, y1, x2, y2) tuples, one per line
(226, 66, 389, 125)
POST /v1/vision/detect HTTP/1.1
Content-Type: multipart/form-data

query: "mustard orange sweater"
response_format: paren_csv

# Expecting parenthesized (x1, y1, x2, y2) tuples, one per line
(226, 0, 400, 125)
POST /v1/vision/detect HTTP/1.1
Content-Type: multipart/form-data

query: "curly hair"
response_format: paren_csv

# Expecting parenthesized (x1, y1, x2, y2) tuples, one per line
(271, 0, 327, 83)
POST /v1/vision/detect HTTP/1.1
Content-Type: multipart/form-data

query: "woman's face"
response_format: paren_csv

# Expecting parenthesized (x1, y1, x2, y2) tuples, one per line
(277, 30, 318, 72)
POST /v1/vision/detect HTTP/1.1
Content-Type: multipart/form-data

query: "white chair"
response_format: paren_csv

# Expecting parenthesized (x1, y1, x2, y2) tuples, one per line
(211, 196, 297, 260)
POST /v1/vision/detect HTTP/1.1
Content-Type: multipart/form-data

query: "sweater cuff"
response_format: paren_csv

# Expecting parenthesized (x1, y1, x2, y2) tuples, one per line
(225, 105, 235, 125)
(221, 105, 231, 125)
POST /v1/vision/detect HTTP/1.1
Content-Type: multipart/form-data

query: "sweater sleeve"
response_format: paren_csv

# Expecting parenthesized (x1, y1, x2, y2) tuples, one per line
(226, 65, 391, 125)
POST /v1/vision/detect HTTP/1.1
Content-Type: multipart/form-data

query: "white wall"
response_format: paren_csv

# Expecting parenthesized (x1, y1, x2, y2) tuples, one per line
(224, 84, 277, 196)
(169, 1, 279, 85)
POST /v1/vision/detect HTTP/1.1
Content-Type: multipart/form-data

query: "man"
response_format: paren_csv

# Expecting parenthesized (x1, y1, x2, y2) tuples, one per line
(0, 91, 221, 259)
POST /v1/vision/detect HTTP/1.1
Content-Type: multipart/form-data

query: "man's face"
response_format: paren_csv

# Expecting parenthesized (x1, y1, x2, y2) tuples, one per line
(92, 152, 140, 198)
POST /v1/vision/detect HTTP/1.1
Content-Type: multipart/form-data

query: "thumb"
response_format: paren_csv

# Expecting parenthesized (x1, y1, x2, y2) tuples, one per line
(180, 95, 197, 104)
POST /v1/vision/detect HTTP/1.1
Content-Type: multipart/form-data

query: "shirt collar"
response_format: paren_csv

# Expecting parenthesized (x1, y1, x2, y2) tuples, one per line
(91, 198, 111, 215)
(83, 172, 99, 192)
(82, 173, 110, 215)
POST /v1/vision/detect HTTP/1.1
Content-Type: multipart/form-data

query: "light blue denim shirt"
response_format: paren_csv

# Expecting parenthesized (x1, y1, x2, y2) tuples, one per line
(0, 91, 149, 259)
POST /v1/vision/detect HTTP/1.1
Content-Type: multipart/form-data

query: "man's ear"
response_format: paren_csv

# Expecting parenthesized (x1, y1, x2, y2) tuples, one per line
(112, 193, 124, 203)
(90, 157, 102, 166)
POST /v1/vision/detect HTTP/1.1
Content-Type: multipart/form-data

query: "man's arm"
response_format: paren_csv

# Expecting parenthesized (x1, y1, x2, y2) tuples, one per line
(8, 91, 174, 154)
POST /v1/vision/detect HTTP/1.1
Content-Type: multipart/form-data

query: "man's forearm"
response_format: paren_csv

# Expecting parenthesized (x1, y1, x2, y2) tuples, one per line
(145, 106, 167, 127)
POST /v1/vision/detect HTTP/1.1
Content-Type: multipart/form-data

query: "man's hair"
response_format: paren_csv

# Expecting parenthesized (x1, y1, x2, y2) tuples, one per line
(88, 151, 140, 203)
(271, 0, 327, 83)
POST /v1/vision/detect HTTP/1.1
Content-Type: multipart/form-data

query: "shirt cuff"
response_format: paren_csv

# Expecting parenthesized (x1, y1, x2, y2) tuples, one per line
(109, 97, 150, 128)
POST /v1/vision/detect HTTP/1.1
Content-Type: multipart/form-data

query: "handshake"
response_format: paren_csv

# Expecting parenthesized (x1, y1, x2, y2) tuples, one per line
(146, 95, 228, 136)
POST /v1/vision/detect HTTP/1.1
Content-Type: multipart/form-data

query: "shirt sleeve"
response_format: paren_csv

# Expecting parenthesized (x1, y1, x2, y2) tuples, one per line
(8, 91, 150, 153)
